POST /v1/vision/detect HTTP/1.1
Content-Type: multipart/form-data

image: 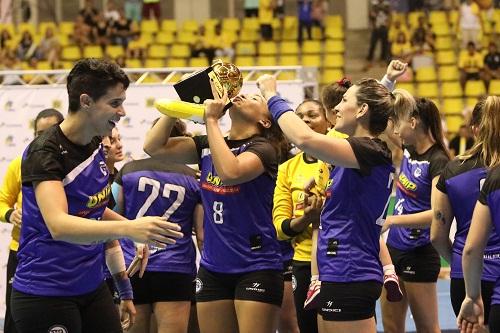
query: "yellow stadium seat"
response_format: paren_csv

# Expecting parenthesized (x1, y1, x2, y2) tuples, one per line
(324, 40, 344, 54)
(489, 80, 500, 95)
(325, 15, 343, 28)
(435, 37, 453, 50)
(439, 66, 459, 81)
(417, 82, 439, 98)
(222, 18, 240, 31)
(190, 57, 209, 67)
(204, 19, 219, 34)
(321, 69, 344, 85)
(302, 55, 321, 67)
(161, 19, 177, 32)
(441, 82, 463, 98)
(144, 58, 164, 68)
(138, 33, 154, 46)
(280, 55, 299, 66)
(282, 27, 298, 41)
(436, 51, 457, 65)
(396, 82, 415, 95)
(39, 22, 57, 35)
(61, 61, 74, 69)
(283, 16, 298, 30)
(62, 46, 82, 61)
(240, 28, 259, 42)
(432, 24, 451, 37)
(302, 40, 322, 54)
(126, 59, 142, 68)
(276, 71, 297, 80)
(449, 10, 459, 28)
(311, 26, 323, 40)
(83, 45, 103, 58)
(325, 26, 344, 40)
(258, 41, 278, 56)
(170, 44, 190, 58)
(257, 56, 277, 66)
(323, 54, 344, 68)
(182, 20, 199, 32)
(429, 11, 447, 25)
(0, 23, 15, 36)
(242, 17, 260, 31)
(141, 20, 159, 34)
(235, 56, 255, 67)
(105, 45, 124, 58)
(155, 32, 174, 45)
(57, 34, 70, 47)
(177, 31, 195, 44)
(148, 44, 168, 58)
(236, 42, 256, 56)
(280, 41, 299, 55)
(446, 115, 464, 133)
(58, 21, 74, 35)
(17, 22, 36, 35)
(465, 80, 486, 97)
(408, 12, 425, 28)
(442, 98, 464, 115)
(416, 67, 437, 82)
(167, 58, 187, 67)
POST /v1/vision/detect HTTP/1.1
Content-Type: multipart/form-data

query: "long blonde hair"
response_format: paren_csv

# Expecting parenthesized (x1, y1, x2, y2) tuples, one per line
(460, 96, 500, 168)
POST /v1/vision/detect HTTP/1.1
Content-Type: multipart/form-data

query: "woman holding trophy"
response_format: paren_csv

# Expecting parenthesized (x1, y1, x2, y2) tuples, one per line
(144, 63, 285, 333)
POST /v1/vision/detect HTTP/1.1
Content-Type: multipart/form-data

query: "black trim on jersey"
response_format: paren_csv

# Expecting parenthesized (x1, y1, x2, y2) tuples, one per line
(436, 155, 483, 194)
(404, 144, 449, 180)
(22, 126, 102, 186)
(346, 137, 392, 176)
(193, 134, 278, 178)
(114, 158, 198, 186)
(281, 218, 302, 237)
(479, 165, 500, 205)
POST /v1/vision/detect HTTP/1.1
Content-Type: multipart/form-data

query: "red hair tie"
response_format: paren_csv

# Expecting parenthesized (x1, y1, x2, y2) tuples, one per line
(336, 77, 352, 88)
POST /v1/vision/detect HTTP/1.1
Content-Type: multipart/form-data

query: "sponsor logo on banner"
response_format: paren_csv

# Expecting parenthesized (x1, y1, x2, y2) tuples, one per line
(3, 100, 14, 112)
(52, 99, 62, 109)
(146, 97, 155, 108)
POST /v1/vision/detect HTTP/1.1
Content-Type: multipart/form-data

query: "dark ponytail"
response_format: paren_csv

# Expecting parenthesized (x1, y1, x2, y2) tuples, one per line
(413, 98, 449, 158)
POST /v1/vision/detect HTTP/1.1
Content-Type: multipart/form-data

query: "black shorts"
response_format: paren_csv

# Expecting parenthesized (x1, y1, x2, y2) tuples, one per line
(319, 281, 382, 321)
(292, 261, 318, 333)
(489, 304, 500, 333)
(450, 278, 495, 324)
(195, 266, 284, 307)
(105, 277, 120, 305)
(283, 259, 293, 282)
(11, 282, 121, 333)
(388, 243, 441, 283)
(131, 271, 194, 304)
(465, 72, 481, 81)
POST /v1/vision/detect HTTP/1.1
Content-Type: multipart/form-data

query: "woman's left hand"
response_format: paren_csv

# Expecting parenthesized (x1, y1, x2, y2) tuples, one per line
(120, 299, 136, 331)
(204, 79, 229, 121)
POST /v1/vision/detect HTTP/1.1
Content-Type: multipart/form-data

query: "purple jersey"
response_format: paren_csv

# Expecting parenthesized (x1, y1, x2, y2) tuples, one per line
(318, 137, 395, 284)
(115, 158, 201, 275)
(479, 165, 500, 304)
(15, 126, 108, 296)
(388, 145, 449, 251)
(436, 156, 500, 281)
(193, 135, 282, 273)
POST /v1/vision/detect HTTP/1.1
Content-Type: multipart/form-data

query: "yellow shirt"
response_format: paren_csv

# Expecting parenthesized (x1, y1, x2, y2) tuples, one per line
(0, 156, 22, 251)
(459, 51, 484, 73)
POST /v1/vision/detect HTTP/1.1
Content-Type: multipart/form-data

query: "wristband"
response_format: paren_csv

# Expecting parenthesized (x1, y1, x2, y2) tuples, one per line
(5, 209, 14, 223)
(113, 275, 133, 300)
(380, 74, 396, 92)
(267, 95, 293, 122)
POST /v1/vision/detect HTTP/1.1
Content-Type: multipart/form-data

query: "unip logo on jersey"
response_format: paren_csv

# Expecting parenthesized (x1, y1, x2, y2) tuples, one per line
(397, 173, 417, 192)
(86, 184, 111, 208)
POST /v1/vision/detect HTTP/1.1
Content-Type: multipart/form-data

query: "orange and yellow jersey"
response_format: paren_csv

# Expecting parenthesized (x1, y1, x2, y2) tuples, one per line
(0, 156, 22, 251)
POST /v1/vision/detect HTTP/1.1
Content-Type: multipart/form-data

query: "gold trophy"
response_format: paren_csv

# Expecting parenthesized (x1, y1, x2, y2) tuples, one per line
(155, 60, 243, 123)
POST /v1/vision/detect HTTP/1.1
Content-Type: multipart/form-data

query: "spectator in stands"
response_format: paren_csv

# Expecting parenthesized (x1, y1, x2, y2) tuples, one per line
(79, 0, 98, 27)
(126, 34, 146, 60)
(483, 41, 500, 90)
(16, 30, 36, 61)
(244, 0, 259, 17)
(93, 13, 112, 52)
(212, 23, 235, 62)
(259, 0, 275, 41)
(124, 0, 141, 22)
(389, 20, 409, 45)
(311, 0, 328, 40)
(142, 0, 161, 22)
(0, 52, 22, 85)
(391, 31, 413, 63)
(35, 27, 61, 68)
(274, 0, 286, 20)
(298, 0, 313, 44)
(73, 14, 92, 51)
(448, 124, 474, 158)
(112, 9, 134, 49)
(104, 1, 120, 24)
(191, 25, 216, 65)
(366, 0, 391, 66)
(0, 28, 12, 50)
(458, 0, 483, 48)
(459, 41, 484, 89)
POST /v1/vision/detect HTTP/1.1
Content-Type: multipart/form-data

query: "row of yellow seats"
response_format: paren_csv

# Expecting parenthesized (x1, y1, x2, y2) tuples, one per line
(235, 54, 344, 68)
(235, 40, 344, 56)
(397, 80, 498, 99)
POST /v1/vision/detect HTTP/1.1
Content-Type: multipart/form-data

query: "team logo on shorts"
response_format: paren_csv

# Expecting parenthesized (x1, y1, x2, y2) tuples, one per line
(195, 278, 203, 294)
(48, 325, 68, 333)
(291, 275, 297, 291)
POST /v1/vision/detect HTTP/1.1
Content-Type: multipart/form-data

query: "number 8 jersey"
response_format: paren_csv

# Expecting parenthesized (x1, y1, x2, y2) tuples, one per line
(193, 135, 282, 274)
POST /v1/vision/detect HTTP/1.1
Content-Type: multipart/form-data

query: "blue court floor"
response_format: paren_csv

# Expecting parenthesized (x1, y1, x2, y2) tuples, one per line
(376, 279, 458, 333)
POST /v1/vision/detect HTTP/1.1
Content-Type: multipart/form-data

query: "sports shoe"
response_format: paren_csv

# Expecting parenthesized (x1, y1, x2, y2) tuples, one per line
(384, 273, 403, 302)
(304, 279, 321, 310)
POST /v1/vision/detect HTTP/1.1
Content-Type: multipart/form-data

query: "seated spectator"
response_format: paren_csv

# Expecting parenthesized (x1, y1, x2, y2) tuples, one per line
(259, 0, 275, 41)
(448, 124, 474, 158)
(16, 30, 36, 60)
(191, 25, 216, 64)
(93, 13, 112, 51)
(391, 31, 413, 63)
(411, 16, 435, 51)
(126, 34, 146, 60)
(104, 1, 120, 24)
(459, 41, 484, 89)
(483, 41, 500, 89)
(73, 14, 92, 50)
(0, 52, 22, 85)
(458, 0, 483, 48)
(112, 9, 134, 49)
(311, 0, 328, 40)
(0, 29, 12, 59)
(211, 23, 235, 62)
(79, 0, 98, 27)
(35, 27, 61, 67)
(389, 20, 410, 45)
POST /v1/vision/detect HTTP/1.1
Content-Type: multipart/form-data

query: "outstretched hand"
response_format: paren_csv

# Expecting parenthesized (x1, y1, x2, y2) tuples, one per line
(386, 60, 408, 82)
